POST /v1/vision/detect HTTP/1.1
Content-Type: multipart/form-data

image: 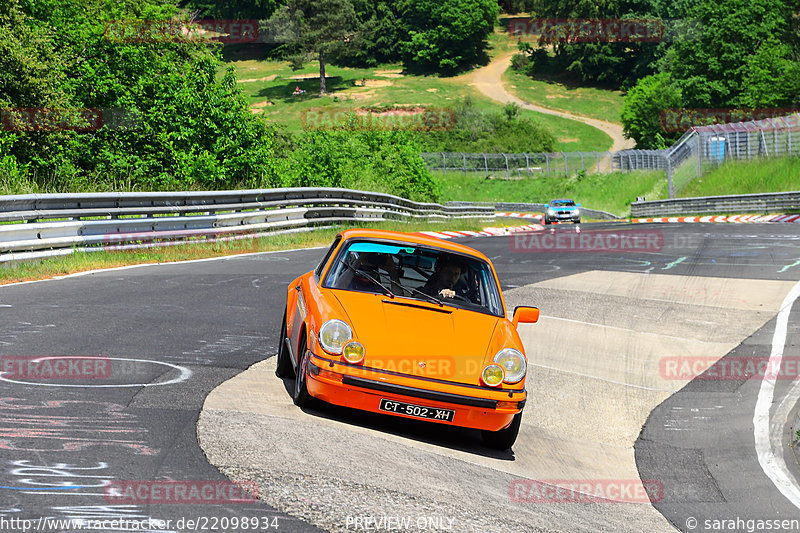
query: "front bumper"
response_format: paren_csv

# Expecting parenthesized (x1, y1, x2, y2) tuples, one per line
(305, 353, 525, 432)
(549, 211, 579, 221)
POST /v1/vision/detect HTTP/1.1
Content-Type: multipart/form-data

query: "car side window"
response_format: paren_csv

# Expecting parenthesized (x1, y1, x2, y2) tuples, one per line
(314, 235, 342, 281)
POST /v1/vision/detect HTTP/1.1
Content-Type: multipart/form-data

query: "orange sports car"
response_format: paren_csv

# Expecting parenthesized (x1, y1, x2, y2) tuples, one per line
(276, 228, 539, 449)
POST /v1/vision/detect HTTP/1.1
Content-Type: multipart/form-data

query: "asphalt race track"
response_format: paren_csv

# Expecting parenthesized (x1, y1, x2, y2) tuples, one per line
(1, 222, 800, 532)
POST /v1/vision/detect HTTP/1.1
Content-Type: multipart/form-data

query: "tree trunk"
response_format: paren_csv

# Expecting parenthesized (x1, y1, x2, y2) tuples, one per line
(319, 51, 326, 95)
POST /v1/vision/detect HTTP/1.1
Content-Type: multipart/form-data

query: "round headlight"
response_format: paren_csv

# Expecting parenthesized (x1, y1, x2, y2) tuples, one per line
(481, 364, 505, 387)
(494, 348, 527, 383)
(573, 208, 580, 216)
(319, 319, 352, 354)
(342, 341, 365, 364)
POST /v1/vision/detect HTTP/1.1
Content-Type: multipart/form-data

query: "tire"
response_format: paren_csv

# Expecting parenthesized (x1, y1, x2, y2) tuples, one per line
(293, 333, 314, 407)
(573, 218, 581, 224)
(275, 310, 295, 378)
(544, 218, 551, 225)
(481, 411, 522, 450)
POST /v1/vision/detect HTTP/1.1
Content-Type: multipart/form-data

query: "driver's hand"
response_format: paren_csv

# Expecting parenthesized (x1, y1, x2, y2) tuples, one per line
(438, 288, 456, 298)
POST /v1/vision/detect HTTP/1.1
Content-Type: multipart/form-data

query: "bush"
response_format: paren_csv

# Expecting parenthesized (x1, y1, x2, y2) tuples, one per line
(621, 73, 683, 149)
(282, 124, 439, 202)
(417, 97, 556, 153)
(510, 53, 530, 72)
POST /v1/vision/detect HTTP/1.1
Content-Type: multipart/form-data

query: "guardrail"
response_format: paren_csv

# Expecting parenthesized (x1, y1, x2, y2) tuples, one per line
(0, 188, 495, 263)
(447, 201, 621, 221)
(630, 191, 800, 217)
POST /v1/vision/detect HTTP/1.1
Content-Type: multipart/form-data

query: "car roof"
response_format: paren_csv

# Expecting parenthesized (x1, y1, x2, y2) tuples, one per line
(337, 228, 493, 263)
(550, 198, 575, 203)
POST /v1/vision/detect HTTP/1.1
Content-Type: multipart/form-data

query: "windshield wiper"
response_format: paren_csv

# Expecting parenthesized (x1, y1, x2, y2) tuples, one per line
(393, 280, 444, 307)
(344, 263, 396, 299)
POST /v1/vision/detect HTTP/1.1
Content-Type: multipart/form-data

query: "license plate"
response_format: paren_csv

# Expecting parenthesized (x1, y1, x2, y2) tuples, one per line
(379, 399, 455, 422)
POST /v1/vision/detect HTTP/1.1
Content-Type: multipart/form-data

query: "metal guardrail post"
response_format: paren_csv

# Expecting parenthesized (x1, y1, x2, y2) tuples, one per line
(503, 153, 509, 180)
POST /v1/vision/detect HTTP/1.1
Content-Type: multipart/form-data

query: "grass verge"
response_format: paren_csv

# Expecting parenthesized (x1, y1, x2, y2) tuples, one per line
(0, 219, 493, 286)
(679, 157, 800, 198)
(433, 169, 668, 217)
(503, 68, 625, 125)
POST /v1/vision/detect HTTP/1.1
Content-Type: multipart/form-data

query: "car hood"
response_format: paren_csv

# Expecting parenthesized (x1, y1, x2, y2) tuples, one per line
(331, 290, 500, 384)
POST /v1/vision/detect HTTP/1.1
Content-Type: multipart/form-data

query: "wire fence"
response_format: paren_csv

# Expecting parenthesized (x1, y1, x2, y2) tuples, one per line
(422, 112, 800, 198)
(420, 151, 615, 179)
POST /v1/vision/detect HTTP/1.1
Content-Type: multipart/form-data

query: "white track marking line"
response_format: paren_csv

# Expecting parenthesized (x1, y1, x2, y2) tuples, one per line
(0, 246, 328, 289)
(754, 279, 800, 509)
(543, 315, 712, 342)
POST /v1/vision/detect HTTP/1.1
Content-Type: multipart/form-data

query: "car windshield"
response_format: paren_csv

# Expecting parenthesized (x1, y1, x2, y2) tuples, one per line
(551, 200, 576, 207)
(323, 240, 504, 316)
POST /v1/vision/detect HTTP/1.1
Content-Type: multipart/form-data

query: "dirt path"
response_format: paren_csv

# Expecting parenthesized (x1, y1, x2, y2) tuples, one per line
(463, 53, 635, 152)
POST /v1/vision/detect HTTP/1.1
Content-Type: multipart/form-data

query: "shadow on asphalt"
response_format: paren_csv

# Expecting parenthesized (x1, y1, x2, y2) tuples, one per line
(278, 376, 516, 460)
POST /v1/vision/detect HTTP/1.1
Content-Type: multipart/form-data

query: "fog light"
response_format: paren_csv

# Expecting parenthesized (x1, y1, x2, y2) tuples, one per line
(481, 364, 505, 387)
(342, 341, 365, 364)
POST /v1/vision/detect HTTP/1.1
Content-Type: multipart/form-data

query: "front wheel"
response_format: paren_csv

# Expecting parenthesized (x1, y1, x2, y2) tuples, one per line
(573, 218, 581, 224)
(293, 334, 314, 407)
(481, 412, 522, 450)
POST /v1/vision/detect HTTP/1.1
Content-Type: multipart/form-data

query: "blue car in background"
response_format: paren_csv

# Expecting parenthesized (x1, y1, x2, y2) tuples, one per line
(544, 199, 581, 224)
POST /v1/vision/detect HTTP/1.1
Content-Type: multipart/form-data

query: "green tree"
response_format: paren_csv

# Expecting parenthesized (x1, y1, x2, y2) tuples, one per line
(396, 0, 499, 71)
(621, 72, 682, 148)
(2, 0, 280, 190)
(519, 0, 675, 88)
(336, 1, 402, 67)
(737, 37, 800, 108)
(178, 0, 282, 20)
(659, 0, 796, 107)
(270, 0, 361, 94)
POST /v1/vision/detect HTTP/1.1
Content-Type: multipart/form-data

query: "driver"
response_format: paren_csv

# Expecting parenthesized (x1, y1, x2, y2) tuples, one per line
(421, 256, 463, 299)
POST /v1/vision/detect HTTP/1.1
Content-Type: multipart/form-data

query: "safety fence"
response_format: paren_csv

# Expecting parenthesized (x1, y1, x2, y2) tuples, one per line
(424, 112, 800, 199)
(421, 152, 615, 179)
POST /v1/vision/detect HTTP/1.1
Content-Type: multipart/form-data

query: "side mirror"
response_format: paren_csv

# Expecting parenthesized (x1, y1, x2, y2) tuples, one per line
(512, 306, 539, 328)
(577, 203, 582, 207)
